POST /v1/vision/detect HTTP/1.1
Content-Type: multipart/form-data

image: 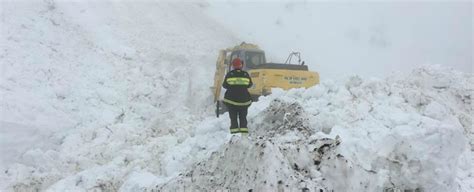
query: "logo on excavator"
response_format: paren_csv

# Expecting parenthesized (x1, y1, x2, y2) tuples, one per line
(284, 76, 307, 84)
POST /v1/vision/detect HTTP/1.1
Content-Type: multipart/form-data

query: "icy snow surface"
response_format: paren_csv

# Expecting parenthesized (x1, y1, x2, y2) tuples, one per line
(157, 67, 473, 192)
(1, 1, 473, 192)
(1, 0, 236, 169)
(1, 0, 237, 190)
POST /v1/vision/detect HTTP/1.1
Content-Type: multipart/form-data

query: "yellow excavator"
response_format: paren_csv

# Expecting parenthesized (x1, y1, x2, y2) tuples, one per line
(212, 42, 320, 117)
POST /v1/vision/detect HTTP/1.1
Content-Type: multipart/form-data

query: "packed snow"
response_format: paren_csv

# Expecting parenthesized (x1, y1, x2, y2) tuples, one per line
(1, 1, 472, 192)
(158, 67, 473, 192)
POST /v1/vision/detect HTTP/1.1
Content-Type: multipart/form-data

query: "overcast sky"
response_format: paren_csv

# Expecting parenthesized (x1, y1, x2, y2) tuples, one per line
(206, 0, 472, 79)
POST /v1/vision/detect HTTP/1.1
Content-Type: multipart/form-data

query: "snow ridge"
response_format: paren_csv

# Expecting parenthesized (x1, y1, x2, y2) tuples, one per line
(157, 66, 472, 192)
(1, 0, 238, 190)
(3, 65, 471, 192)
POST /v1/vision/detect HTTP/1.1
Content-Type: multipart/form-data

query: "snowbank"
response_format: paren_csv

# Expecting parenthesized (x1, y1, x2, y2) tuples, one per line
(1, 0, 238, 189)
(158, 66, 472, 192)
(1, 0, 236, 169)
(3, 64, 472, 191)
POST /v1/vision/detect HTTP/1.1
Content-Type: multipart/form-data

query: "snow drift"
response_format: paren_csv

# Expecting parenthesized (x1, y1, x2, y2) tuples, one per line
(1, 1, 472, 192)
(1, 0, 237, 189)
(158, 66, 472, 192)
(3, 64, 472, 191)
(1, 0, 236, 169)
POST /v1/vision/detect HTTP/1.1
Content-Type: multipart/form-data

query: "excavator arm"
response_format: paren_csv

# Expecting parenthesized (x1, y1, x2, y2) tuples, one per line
(212, 49, 228, 117)
(213, 49, 227, 102)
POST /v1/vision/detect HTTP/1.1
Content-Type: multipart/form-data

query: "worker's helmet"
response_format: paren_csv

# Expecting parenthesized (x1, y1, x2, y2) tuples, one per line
(232, 58, 243, 69)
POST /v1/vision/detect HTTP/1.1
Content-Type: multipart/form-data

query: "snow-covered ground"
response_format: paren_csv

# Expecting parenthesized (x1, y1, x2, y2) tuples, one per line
(158, 66, 473, 192)
(1, 0, 236, 169)
(1, 1, 472, 192)
(0, 0, 237, 188)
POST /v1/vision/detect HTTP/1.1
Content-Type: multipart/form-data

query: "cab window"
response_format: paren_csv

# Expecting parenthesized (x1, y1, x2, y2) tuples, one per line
(245, 51, 265, 69)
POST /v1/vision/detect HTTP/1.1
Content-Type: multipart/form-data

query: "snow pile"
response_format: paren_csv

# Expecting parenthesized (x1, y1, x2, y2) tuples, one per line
(1, 0, 238, 190)
(157, 66, 472, 192)
(1, 0, 235, 167)
(4, 63, 471, 191)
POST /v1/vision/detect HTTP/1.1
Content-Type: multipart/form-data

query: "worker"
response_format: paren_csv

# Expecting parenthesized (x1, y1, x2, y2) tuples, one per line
(222, 57, 253, 135)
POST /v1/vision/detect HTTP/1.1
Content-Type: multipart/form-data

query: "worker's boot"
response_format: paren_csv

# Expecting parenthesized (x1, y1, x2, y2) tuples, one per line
(239, 127, 249, 139)
(230, 128, 239, 134)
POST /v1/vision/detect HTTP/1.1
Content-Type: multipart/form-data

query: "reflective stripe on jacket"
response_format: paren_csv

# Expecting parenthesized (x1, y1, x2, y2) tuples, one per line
(222, 69, 253, 106)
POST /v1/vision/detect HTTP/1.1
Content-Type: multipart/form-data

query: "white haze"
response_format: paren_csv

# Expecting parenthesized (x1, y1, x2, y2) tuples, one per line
(206, 0, 473, 79)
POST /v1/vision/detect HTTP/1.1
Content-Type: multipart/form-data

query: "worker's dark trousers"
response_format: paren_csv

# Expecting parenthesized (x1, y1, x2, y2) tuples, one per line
(226, 104, 249, 134)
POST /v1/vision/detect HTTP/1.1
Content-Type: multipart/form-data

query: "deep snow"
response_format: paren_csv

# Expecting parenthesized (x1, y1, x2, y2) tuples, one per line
(1, 0, 237, 169)
(1, 1, 473, 192)
(159, 66, 473, 192)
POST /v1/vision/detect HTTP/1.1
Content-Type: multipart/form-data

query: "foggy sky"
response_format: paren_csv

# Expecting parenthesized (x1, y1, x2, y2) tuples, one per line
(206, 1, 472, 79)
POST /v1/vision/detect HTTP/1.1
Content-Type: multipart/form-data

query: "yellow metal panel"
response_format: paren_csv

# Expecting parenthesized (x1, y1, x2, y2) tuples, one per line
(248, 69, 319, 96)
(212, 50, 227, 102)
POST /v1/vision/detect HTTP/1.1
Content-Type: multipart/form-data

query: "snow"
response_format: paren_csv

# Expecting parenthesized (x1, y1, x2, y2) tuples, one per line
(1, 1, 473, 192)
